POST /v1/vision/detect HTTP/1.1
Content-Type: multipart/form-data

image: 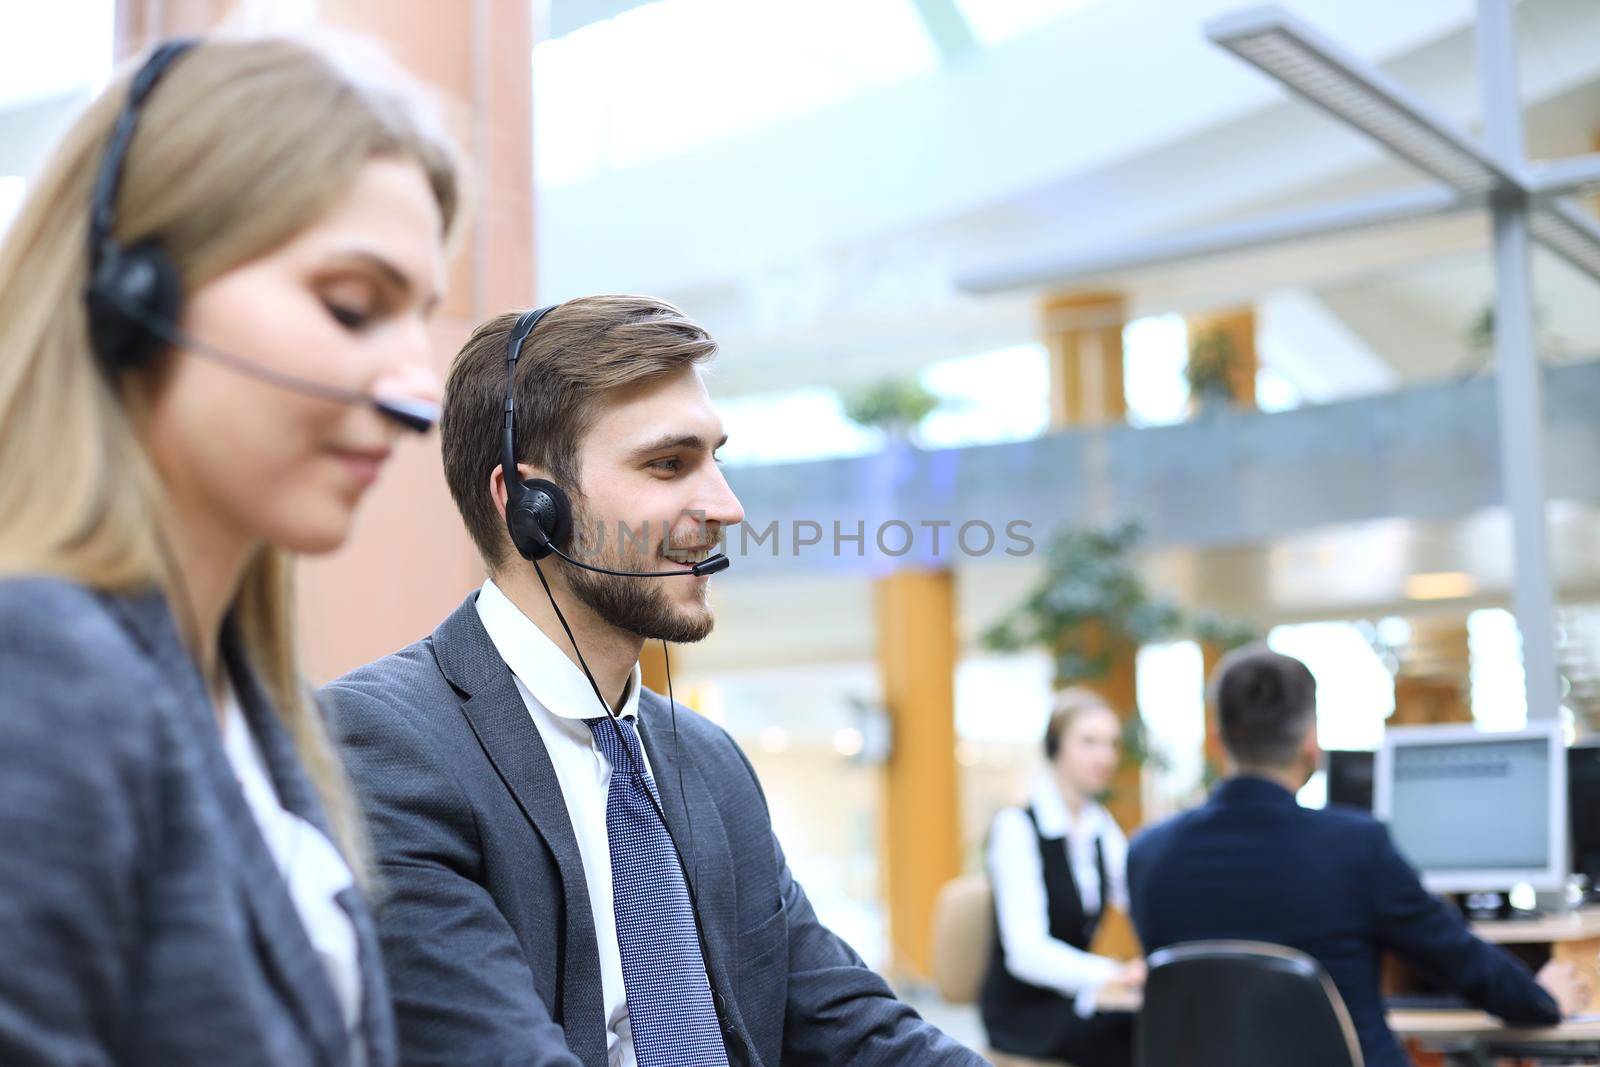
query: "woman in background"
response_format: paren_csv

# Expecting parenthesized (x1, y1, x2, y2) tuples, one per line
(0, 34, 459, 1066)
(981, 689, 1146, 1067)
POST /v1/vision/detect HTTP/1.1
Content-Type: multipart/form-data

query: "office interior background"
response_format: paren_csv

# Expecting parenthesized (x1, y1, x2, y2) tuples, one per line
(8, 0, 1600, 1044)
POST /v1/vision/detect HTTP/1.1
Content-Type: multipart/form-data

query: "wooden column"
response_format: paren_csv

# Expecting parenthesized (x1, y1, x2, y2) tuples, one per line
(639, 641, 674, 696)
(1390, 617, 1472, 727)
(294, 0, 533, 681)
(1036, 293, 1140, 959)
(1067, 623, 1142, 835)
(1041, 291, 1127, 428)
(1186, 306, 1259, 410)
(116, 0, 537, 680)
(1072, 624, 1143, 962)
(1201, 640, 1231, 783)
(874, 568, 960, 979)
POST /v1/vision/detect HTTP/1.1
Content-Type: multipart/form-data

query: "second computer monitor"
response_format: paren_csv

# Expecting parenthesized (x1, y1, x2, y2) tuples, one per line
(1325, 749, 1375, 810)
(1375, 722, 1567, 894)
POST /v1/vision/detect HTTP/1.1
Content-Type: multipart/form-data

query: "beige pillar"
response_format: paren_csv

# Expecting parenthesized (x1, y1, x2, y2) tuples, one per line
(639, 641, 675, 696)
(874, 568, 960, 979)
(1201, 640, 1231, 779)
(1068, 624, 1143, 962)
(1391, 617, 1472, 727)
(1041, 291, 1127, 428)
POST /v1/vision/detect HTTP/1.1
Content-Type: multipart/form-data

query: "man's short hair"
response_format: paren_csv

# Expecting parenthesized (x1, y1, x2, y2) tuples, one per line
(1210, 643, 1318, 769)
(440, 296, 718, 570)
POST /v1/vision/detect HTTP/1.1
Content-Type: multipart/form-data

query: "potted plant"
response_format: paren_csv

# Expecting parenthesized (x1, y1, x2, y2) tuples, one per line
(841, 377, 940, 443)
(983, 519, 1183, 682)
(1185, 325, 1246, 413)
(983, 520, 1183, 813)
(984, 519, 1260, 809)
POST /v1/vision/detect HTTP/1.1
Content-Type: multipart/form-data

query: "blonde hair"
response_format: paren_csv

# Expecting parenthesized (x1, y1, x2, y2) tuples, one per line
(1043, 687, 1117, 760)
(0, 35, 462, 877)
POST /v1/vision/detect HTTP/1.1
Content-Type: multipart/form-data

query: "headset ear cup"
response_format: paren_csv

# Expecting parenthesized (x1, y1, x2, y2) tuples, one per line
(524, 478, 573, 556)
(507, 478, 572, 561)
(507, 499, 550, 560)
(86, 239, 183, 376)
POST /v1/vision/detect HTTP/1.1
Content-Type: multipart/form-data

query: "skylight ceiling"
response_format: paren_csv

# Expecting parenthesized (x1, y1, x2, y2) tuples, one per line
(534, 0, 939, 187)
(952, 0, 1104, 47)
(0, 0, 112, 111)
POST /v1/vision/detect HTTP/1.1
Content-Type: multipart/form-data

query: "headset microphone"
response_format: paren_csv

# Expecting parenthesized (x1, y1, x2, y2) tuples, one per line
(543, 541, 731, 579)
(113, 296, 439, 433)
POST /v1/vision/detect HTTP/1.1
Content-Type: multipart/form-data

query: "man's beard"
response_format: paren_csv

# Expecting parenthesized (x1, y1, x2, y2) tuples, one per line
(563, 504, 716, 643)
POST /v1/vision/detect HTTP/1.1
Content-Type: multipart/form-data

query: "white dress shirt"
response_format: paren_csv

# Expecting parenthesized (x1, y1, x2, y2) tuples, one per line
(219, 681, 364, 1061)
(987, 773, 1130, 1017)
(476, 579, 652, 1067)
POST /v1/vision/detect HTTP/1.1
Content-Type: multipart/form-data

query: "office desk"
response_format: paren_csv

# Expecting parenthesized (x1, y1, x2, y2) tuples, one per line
(1093, 987, 1600, 1064)
(1472, 907, 1600, 1013)
(1392, 1011, 1600, 1065)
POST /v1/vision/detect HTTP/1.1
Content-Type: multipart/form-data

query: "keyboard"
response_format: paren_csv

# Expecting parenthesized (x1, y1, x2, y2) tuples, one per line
(1385, 993, 1473, 1011)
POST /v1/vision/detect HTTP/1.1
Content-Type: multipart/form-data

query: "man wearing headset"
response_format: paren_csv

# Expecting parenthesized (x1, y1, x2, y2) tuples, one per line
(323, 297, 983, 1067)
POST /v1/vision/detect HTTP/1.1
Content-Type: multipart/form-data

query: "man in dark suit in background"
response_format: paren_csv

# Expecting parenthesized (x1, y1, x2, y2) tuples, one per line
(1127, 644, 1588, 1067)
(324, 296, 983, 1067)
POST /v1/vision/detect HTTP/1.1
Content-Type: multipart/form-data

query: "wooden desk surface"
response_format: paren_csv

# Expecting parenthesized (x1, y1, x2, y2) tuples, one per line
(1096, 986, 1600, 1045)
(1472, 907, 1600, 944)
(1389, 1010, 1600, 1041)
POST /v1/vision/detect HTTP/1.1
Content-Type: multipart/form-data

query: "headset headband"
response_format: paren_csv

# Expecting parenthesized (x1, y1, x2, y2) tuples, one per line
(89, 38, 199, 266)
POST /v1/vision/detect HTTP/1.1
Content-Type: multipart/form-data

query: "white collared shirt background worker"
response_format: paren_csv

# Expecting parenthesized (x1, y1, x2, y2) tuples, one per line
(980, 689, 1145, 1067)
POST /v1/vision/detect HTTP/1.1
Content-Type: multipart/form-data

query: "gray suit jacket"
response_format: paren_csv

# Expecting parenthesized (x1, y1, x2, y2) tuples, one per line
(324, 591, 983, 1067)
(0, 576, 395, 1067)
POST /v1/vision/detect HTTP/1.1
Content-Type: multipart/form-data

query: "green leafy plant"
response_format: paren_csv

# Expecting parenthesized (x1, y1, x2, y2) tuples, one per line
(841, 377, 940, 439)
(1192, 612, 1260, 654)
(1185, 325, 1245, 409)
(1461, 303, 1563, 377)
(985, 520, 1260, 793)
(983, 519, 1183, 685)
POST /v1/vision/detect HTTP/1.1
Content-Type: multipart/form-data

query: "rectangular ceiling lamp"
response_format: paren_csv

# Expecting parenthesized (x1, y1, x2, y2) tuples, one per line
(1529, 200, 1600, 284)
(1207, 6, 1515, 196)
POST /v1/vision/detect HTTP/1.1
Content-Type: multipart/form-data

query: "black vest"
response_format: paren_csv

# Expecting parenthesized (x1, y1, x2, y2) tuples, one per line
(980, 805, 1108, 1054)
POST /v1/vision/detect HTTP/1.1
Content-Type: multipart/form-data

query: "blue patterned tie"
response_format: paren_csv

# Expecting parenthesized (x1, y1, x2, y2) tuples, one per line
(586, 716, 730, 1067)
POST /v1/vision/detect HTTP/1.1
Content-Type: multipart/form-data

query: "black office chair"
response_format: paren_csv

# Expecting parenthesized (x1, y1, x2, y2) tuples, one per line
(1137, 941, 1363, 1067)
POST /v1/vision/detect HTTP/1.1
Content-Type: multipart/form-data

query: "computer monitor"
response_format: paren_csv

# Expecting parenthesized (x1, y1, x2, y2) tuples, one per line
(1568, 743, 1600, 888)
(1324, 749, 1375, 811)
(1375, 723, 1567, 893)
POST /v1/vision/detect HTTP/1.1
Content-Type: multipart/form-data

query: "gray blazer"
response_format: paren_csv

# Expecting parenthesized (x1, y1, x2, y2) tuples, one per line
(0, 576, 395, 1067)
(324, 591, 984, 1067)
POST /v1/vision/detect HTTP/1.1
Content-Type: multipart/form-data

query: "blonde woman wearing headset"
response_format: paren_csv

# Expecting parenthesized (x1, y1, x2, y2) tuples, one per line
(0, 35, 459, 1066)
(981, 689, 1146, 1067)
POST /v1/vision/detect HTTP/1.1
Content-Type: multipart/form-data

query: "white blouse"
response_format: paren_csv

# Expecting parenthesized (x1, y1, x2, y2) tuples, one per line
(987, 774, 1130, 1017)
(220, 682, 363, 1056)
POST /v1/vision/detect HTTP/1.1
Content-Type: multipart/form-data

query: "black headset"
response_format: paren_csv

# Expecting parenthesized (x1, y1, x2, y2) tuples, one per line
(500, 304, 730, 576)
(84, 38, 438, 433)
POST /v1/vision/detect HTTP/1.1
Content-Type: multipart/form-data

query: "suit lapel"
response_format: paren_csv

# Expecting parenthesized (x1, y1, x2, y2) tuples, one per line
(432, 595, 607, 1067)
(106, 594, 351, 1067)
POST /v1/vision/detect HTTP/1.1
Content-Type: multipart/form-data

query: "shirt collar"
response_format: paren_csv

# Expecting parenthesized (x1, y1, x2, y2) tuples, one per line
(474, 579, 642, 723)
(1029, 772, 1108, 840)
